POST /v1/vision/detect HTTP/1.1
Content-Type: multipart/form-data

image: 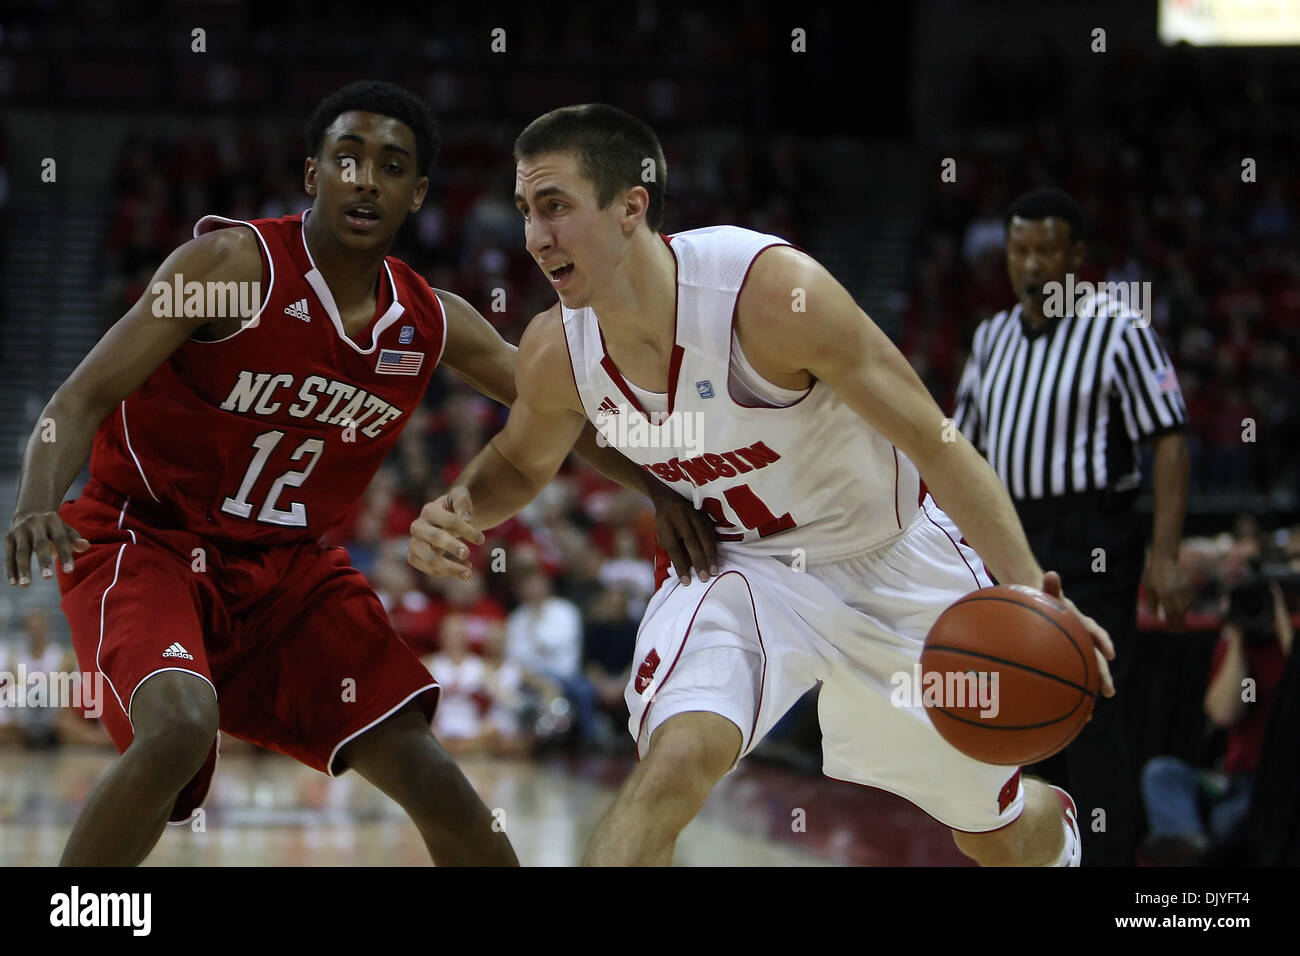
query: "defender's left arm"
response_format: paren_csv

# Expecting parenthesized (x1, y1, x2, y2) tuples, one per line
(435, 291, 718, 580)
(737, 247, 1115, 689)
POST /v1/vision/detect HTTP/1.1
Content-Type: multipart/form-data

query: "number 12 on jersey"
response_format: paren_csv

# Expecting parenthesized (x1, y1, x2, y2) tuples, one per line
(221, 429, 323, 527)
(699, 483, 796, 541)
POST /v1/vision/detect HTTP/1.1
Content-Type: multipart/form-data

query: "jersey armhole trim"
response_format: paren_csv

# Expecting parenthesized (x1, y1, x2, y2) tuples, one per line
(727, 242, 816, 410)
(556, 312, 589, 421)
(429, 289, 450, 369)
(187, 215, 275, 343)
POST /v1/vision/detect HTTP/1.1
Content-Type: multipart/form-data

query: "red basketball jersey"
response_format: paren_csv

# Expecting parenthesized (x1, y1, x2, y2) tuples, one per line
(87, 210, 446, 547)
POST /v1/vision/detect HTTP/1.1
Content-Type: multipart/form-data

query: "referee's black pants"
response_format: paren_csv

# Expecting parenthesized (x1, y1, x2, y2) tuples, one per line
(1014, 492, 1145, 867)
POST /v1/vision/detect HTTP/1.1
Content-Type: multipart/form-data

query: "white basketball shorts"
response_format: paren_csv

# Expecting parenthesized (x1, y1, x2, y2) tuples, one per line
(625, 496, 1026, 833)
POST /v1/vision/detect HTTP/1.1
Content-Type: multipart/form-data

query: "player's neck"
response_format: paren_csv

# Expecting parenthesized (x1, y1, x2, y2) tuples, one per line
(303, 209, 386, 310)
(589, 229, 677, 352)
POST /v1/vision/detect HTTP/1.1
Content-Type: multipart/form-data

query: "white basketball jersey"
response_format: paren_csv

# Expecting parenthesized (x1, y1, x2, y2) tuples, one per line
(561, 225, 926, 564)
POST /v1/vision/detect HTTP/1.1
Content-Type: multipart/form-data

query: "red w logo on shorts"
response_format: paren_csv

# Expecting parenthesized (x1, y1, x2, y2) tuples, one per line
(634, 649, 661, 694)
(998, 768, 1022, 814)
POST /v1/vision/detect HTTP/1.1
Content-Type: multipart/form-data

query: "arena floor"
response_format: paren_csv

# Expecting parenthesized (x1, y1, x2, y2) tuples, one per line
(0, 745, 971, 866)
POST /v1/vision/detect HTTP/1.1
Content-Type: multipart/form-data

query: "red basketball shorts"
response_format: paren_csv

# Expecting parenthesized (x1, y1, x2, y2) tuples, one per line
(56, 480, 439, 823)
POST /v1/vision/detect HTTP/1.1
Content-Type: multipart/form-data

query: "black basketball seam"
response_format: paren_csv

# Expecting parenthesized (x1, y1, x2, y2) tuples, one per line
(931, 703, 1094, 764)
(936, 593, 1095, 683)
(930, 694, 1087, 731)
(923, 644, 1096, 696)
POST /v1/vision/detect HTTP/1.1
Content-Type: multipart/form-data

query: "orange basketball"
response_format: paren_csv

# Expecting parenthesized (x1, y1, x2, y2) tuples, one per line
(919, 585, 1099, 766)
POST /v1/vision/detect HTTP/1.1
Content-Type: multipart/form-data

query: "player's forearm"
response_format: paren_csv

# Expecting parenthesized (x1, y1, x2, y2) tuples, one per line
(1150, 432, 1189, 561)
(1204, 634, 1248, 727)
(916, 437, 1043, 588)
(452, 439, 546, 530)
(12, 395, 103, 518)
(571, 424, 664, 502)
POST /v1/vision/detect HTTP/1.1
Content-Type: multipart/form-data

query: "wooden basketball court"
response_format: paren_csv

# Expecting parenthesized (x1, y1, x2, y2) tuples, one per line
(0, 744, 970, 866)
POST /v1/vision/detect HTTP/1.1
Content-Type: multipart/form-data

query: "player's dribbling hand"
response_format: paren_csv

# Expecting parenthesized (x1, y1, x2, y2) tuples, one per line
(649, 486, 720, 586)
(1042, 570, 1115, 700)
(5, 512, 91, 586)
(408, 487, 484, 580)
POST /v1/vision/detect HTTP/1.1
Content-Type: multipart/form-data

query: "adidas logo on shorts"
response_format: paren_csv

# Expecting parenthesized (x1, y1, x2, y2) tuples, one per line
(162, 642, 195, 661)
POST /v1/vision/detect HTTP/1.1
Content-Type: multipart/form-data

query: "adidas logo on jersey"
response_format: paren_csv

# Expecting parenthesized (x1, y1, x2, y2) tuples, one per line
(284, 298, 311, 322)
(162, 642, 195, 661)
(596, 396, 621, 419)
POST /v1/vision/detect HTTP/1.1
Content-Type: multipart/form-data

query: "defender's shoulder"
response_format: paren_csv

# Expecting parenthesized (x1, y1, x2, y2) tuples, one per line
(170, 223, 263, 284)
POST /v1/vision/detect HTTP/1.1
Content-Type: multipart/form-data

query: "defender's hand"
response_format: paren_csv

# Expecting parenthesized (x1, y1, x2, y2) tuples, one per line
(408, 487, 485, 580)
(1042, 570, 1116, 699)
(650, 487, 719, 586)
(6, 512, 91, 586)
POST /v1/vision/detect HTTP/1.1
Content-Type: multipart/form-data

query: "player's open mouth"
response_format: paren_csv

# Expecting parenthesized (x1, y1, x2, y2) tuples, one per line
(548, 263, 575, 286)
(345, 204, 382, 231)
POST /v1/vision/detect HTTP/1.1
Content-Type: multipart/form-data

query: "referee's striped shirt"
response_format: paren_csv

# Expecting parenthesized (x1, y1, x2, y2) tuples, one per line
(951, 296, 1187, 502)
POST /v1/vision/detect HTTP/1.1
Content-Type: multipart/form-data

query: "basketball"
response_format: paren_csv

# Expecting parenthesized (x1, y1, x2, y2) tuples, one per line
(919, 585, 1099, 766)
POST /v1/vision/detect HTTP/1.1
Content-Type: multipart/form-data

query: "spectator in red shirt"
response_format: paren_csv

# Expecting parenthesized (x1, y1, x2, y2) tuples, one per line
(1140, 575, 1293, 864)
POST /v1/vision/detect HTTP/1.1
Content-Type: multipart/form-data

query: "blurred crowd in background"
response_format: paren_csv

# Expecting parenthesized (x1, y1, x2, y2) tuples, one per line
(904, 52, 1300, 503)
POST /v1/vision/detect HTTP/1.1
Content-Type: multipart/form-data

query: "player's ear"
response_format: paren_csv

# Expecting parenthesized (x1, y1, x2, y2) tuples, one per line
(410, 175, 429, 213)
(621, 185, 649, 235)
(304, 156, 319, 198)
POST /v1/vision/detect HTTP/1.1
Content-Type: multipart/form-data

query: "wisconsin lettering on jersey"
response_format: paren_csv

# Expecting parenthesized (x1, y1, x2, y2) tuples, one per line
(639, 440, 782, 489)
(220, 370, 403, 438)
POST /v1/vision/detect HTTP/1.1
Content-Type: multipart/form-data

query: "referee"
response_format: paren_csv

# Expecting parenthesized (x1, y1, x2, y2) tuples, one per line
(951, 187, 1192, 866)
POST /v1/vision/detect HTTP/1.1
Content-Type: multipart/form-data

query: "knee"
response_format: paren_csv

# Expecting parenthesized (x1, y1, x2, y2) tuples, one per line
(639, 718, 740, 801)
(952, 781, 1060, 866)
(952, 824, 1023, 866)
(407, 737, 467, 795)
(129, 674, 219, 766)
(1141, 756, 1188, 790)
(348, 712, 468, 796)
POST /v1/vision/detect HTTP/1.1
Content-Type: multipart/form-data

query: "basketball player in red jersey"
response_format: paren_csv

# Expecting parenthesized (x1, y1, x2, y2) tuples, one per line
(4, 83, 715, 866)
(409, 105, 1120, 866)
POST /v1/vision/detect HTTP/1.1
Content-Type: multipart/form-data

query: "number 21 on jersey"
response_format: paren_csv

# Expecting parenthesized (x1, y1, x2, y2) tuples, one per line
(699, 483, 796, 541)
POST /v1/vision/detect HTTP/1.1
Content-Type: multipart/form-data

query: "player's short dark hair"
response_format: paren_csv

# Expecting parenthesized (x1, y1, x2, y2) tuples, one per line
(1004, 187, 1085, 242)
(514, 104, 667, 232)
(305, 80, 440, 176)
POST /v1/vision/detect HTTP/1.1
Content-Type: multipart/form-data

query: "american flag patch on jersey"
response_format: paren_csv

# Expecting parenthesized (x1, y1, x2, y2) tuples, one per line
(1155, 366, 1180, 394)
(376, 348, 424, 376)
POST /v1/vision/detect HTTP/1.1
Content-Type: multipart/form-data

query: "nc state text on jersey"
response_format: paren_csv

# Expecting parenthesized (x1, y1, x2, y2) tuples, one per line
(220, 370, 405, 437)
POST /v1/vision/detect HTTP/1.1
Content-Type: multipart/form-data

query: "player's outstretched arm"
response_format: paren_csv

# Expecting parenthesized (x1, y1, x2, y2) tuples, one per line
(408, 308, 587, 579)
(736, 246, 1115, 694)
(436, 292, 718, 581)
(5, 227, 262, 587)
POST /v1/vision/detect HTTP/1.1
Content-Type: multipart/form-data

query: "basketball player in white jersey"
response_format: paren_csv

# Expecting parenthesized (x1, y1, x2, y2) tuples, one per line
(408, 105, 1115, 866)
